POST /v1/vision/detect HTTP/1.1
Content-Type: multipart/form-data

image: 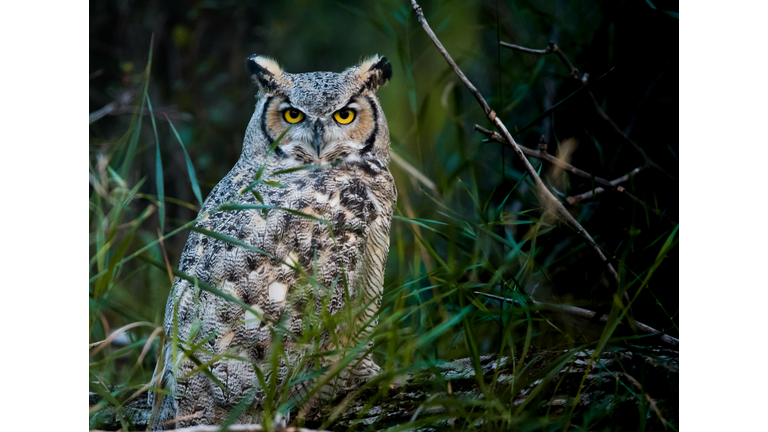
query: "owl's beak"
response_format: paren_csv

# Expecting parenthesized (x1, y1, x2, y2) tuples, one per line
(312, 120, 324, 157)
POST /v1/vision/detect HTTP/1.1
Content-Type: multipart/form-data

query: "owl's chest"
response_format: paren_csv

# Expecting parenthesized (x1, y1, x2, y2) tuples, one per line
(255, 168, 377, 234)
(175, 164, 393, 350)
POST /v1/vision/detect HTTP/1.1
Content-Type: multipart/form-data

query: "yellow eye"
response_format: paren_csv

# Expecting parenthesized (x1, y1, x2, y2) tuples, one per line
(283, 108, 305, 124)
(333, 109, 355, 125)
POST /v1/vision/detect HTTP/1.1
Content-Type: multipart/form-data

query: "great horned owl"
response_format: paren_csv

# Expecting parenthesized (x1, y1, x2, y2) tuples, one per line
(150, 55, 395, 428)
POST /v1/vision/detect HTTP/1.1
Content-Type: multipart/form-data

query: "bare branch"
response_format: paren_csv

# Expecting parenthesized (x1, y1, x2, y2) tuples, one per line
(473, 125, 663, 216)
(114, 105, 194, 122)
(89, 321, 156, 355)
(475, 292, 679, 348)
(500, 40, 674, 178)
(410, 0, 619, 287)
(89, 91, 134, 123)
(566, 166, 644, 205)
(501, 41, 580, 79)
(475, 125, 621, 186)
(498, 41, 551, 55)
(477, 126, 676, 226)
(89, 90, 193, 124)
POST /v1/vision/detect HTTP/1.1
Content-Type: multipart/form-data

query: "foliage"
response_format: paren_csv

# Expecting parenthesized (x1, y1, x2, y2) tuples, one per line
(89, 0, 678, 430)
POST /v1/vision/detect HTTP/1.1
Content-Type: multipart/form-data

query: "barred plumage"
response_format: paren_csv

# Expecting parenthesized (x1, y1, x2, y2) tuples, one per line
(150, 55, 396, 429)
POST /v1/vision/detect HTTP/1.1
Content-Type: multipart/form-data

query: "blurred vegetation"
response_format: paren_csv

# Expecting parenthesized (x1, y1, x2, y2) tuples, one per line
(90, 0, 679, 430)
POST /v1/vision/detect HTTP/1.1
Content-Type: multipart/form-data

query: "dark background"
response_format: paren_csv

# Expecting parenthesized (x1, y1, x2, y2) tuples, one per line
(90, 0, 678, 378)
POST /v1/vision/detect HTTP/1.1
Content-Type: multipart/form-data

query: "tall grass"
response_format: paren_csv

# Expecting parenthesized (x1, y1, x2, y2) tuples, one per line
(89, 1, 678, 430)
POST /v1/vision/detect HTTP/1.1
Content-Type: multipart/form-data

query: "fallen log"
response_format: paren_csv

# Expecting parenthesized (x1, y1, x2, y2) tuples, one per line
(90, 347, 678, 431)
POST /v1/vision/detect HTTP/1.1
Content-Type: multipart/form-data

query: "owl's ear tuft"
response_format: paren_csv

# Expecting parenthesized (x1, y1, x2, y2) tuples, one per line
(355, 55, 392, 93)
(247, 55, 283, 92)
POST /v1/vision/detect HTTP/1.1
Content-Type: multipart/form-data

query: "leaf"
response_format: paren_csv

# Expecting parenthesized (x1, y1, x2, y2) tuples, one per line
(190, 226, 276, 259)
(415, 306, 471, 349)
(586, 226, 679, 404)
(644, 0, 679, 19)
(272, 164, 323, 176)
(89, 219, 198, 284)
(461, 312, 489, 396)
(218, 204, 330, 225)
(251, 190, 264, 205)
(94, 205, 154, 298)
(267, 126, 291, 155)
(514, 348, 579, 415)
(120, 36, 153, 178)
(146, 97, 165, 233)
(219, 386, 258, 431)
(138, 254, 264, 319)
(177, 344, 228, 392)
(166, 115, 203, 207)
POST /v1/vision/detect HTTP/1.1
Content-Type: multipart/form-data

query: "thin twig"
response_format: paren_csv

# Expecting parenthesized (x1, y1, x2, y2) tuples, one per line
(475, 125, 647, 202)
(410, 0, 619, 287)
(475, 125, 672, 223)
(89, 90, 193, 123)
(475, 292, 678, 348)
(498, 41, 550, 55)
(501, 41, 579, 79)
(114, 104, 194, 122)
(130, 326, 164, 376)
(89, 321, 156, 355)
(89, 91, 134, 123)
(156, 412, 204, 428)
(501, 40, 674, 178)
(565, 167, 644, 205)
(625, 373, 669, 429)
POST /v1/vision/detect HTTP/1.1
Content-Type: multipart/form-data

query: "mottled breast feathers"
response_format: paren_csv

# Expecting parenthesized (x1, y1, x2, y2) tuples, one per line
(151, 55, 396, 429)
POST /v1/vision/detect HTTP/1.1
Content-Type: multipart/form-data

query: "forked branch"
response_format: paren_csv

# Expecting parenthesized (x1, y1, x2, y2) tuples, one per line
(565, 167, 644, 205)
(475, 292, 678, 348)
(501, 39, 673, 178)
(500, 41, 580, 80)
(474, 125, 652, 211)
(410, 0, 619, 286)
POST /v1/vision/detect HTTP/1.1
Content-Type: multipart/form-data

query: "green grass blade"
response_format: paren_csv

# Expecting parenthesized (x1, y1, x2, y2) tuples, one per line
(415, 306, 471, 349)
(217, 204, 330, 225)
(146, 97, 164, 233)
(166, 115, 203, 208)
(119, 99, 145, 179)
(138, 254, 263, 320)
(189, 226, 276, 259)
(120, 37, 153, 178)
(89, 219, 198, 284)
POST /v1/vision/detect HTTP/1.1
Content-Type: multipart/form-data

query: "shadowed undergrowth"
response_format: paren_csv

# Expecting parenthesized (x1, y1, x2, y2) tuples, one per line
(89, 1, 678, 430)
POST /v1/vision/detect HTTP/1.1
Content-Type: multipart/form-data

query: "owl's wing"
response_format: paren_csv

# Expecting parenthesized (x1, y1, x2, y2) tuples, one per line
(153, 162, 276, 428)
(355, 168, 396, 336)
(316, 181, 395, 395)
(152, 162, 396, 427)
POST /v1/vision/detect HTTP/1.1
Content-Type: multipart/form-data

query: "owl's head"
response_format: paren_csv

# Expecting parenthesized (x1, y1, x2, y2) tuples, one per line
(243, 55, 393, 167)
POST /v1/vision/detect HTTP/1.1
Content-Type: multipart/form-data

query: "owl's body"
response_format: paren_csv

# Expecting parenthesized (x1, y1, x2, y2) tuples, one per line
(150, 56, 395, 429)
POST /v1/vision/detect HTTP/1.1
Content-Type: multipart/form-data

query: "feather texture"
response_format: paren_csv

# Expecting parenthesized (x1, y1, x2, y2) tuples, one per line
(150, 56, 395, 429)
